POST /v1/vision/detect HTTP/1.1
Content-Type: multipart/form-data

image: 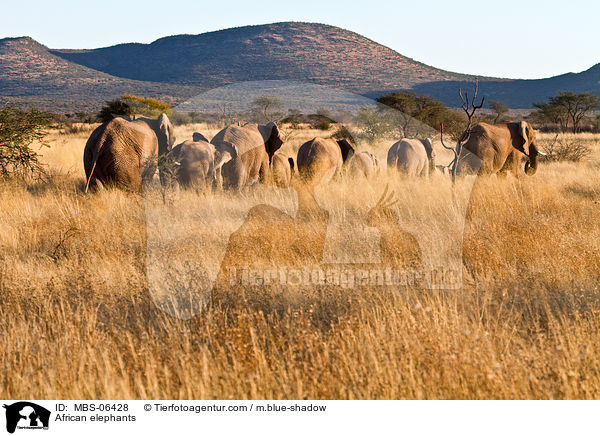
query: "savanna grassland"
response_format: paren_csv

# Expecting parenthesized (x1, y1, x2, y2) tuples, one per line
(0, 124, 599, 399)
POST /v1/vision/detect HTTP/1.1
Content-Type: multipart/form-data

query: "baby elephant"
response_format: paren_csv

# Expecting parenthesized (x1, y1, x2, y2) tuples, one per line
(348, 151, 379, 178)
(388, 138, 435, 177)
(271, 153, 295, 188)
(169, 133, 238, 189)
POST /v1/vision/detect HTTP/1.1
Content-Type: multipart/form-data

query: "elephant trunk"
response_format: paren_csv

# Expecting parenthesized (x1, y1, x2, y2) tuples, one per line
(524, 145, 539, 175)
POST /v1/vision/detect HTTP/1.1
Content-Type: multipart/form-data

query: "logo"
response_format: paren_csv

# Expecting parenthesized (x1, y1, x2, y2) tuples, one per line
(3, 402, 50, 434)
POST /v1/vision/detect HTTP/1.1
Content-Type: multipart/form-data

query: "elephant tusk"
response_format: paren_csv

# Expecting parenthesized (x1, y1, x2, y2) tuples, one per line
(537, 151, 547, 156)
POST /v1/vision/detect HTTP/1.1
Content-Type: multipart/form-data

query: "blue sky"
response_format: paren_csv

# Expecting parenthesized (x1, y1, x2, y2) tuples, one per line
(0, 0, 597, 79)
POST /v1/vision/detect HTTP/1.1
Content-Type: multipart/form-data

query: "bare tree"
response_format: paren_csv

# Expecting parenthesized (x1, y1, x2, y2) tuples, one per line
(440, 81, 485, 183)
(216, 102, 234, 127)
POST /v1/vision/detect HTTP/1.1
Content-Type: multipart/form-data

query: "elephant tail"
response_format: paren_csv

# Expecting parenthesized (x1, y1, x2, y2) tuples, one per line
(84, 158, 98, 193)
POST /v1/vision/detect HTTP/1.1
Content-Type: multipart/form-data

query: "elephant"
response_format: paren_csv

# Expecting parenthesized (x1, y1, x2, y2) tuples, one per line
(348, 151, 379, 178)
(271, 153, 295, 188)
(296, 137, 355, 185)
(83, 113, 175, 191)
(387, 138, 435, 177)
(456, 121, 541, 176)
(210, 122, 283, 190)
(168, 133, 238, 189)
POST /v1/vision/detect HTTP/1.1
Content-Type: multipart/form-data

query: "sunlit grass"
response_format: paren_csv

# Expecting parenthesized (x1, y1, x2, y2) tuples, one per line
(0, 126, 599, 399)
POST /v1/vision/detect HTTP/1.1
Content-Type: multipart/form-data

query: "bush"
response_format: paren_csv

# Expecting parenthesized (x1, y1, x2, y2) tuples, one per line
(122, 95, 173, 118)
(0, 106, 52, 179)
(539, 134, 592, 162)
(98, 99, 134, 123)
(355, 106, 393, 142)
(279, 112, 337, 130)
(61, 122, 97, 135)
(376, 91, 467, 139)
(329, 125, 355, 142)
(98, 96, 173, 123)
(308, 114, 334, 130)
(170, 112, 192, 126)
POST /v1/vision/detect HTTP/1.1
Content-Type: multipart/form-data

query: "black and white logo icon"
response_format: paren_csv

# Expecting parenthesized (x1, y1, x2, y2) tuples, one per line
(3, 402, 50, 434)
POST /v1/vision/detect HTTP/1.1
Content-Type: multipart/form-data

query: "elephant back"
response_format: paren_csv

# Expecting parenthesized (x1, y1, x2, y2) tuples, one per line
(297, 138, 343, 184)
(170, 140, 213, 161)
(211, 124, 264, 157)
(349, 151, 374, 177)
(271, 153, 292, 187)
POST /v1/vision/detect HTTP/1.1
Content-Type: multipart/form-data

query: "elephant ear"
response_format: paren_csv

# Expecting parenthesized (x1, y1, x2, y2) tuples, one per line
(216, 140, 238, 161)
(214, 142, 237, 170)
(192, 132, 210, 142)
(157, 113, 175, 153)
(517, 121, 531, 155)
(421, 138, 434, 160)
(262, 122, 283, 160)
(337, 139, 355, 163)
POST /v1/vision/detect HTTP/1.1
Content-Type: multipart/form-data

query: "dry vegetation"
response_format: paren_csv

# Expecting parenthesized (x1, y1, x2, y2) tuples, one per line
(0, 126, 599, 399)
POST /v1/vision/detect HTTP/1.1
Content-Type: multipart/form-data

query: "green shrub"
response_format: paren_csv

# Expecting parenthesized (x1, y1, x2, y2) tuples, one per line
(377, 91, 466, 139)
(98, 99, 134, 123)
(122, 95, 173, 118)
(0, 106, 52, 179)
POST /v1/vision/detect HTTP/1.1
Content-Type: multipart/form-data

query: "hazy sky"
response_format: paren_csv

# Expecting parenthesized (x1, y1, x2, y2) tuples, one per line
(1, 0, 597, 79)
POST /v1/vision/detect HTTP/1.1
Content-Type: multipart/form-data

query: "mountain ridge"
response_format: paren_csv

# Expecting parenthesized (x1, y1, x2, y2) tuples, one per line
(0, 22, 598, 110)
(50, 22, 479, 91)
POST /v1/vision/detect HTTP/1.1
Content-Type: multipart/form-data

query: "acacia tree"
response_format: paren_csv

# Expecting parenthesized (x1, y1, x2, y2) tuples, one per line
(122, 95, 172, 118)
(533, 92, 600, 133)
(0, 106, 52, 179)
(489, 100, 509, 124)
(98, 95, 172, 122)
(377, 91, 466, 139)
(98, 98, 134, 122)
(252, 96, 284, 123)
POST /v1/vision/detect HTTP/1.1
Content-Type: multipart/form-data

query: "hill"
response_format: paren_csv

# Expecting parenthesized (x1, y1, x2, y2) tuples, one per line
(0, 22, 598, 110)
(0, 36, 198, 111)
(409, 63, 600, 108)
(51, 22, 478, 93)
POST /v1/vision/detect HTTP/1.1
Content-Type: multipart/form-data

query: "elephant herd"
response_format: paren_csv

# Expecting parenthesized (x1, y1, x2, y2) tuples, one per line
(83, 114, 542, 193)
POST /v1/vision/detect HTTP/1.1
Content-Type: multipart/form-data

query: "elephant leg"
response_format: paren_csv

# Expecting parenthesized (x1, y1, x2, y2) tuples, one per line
(258, 156, 273, 186)
(333, 162, 345, 181)
(498, 151, 519, 178)
(510, 151, 523, 177)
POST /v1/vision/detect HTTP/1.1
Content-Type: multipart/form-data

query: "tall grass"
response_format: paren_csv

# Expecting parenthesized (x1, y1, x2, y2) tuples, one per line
(0, 126, 598, 399)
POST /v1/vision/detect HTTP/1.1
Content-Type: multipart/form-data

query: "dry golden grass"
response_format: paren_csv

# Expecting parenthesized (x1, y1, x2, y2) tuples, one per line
(0, 125, 599, 399)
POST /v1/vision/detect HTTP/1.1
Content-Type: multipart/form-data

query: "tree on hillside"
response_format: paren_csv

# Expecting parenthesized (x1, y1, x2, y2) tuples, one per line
(355, 106, 393, 142)
(0, 106, 52, 179)
(98, 95, 172, 123)
(98, 98, 134, 123)
(533, 92, 600, 133)
(376, 91, 466, 139)
(489, 100, 509, 124)
(252, 96, 284, 123)
(122, 95, 173, 118)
